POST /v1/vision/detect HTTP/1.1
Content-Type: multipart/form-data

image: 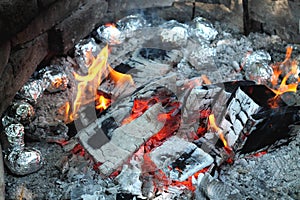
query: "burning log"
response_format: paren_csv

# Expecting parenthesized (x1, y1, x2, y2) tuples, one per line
(78, 103, 165, 176)
(181, 78, 299, 160)
(220, 86, 263, 148)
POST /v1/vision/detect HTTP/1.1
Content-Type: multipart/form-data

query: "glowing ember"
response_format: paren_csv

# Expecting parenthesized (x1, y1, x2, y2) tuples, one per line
(171, 167, 209, 191)
(208, 114, 231, 151)
(122, 97, 159, 125)
(249, 150, 268, 158)
(142, 153, 209, 192)
(71, 143, 86, 157)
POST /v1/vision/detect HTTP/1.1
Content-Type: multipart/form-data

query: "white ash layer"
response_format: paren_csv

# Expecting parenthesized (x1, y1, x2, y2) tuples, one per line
(78, 103, 165, 176)
(149, 136, 214, 182)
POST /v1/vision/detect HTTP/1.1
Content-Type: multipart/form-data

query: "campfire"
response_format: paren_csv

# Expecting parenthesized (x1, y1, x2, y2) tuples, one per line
(2, 13, 300, 200)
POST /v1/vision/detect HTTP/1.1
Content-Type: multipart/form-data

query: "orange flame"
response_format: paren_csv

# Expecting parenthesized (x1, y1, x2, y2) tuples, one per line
(268, 46, 299, 107)
(63, 45, 134, 122)
(70, 45, 109, 120)
(208, 114, 231, 151)
(108, 64, 134, 86)
(95, 94, 111, 111)
(271, 60, 298, 96)
(57, 102, 71, 123)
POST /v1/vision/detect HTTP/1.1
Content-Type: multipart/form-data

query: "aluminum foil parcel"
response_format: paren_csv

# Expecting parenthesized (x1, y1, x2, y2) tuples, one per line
(4, 147, 44, 176)
(188, 17, 218, 42)
(242, 50, 273, 84)
(97, 24, 124, 45)
(3, 123, 44, 175)
(10, 101, 35, 124)
(17, 79, 44, 104)
(116, 14, 147, 32)
(39, 66, 69, 93)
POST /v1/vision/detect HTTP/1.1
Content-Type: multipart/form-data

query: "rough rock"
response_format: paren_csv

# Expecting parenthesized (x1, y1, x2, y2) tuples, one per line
(0, 41, 11, 76)
(12, 0, 84, 46)
(0, 33, 48, 117)
(248, 0, 300, 43)
(49, 0, 108, 54)
(0, 0, 39, 43)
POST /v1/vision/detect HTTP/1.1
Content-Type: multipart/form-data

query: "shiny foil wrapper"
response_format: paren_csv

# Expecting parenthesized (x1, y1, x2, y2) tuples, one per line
(243, 50, 271, 69)
(17, 79, 44, 104)
(41, 66, 69, 93)
(245, 62, 273, 84)
(117, 14, 147, 31)
(75, 38, 101, 68)
(97, 24, 124, 45)
(243, 50, 272, 84)
(4, 147, 44, 175)
(4, 123, 25, 152)
(2, 115, 16, 128)
(188, 17, 218, 41)
(160, 20, 189, 46)
(11, 101, 35, 123)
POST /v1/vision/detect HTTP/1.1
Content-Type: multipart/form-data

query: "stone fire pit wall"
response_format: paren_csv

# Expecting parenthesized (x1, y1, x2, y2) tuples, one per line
(0, 0, 299, 116)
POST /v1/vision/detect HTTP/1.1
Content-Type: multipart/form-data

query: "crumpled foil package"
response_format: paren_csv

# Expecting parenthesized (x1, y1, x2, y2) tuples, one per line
(74, 38, 101, 69)
(160, 20, 189, 47)
(8, 101, 35, 124)
(4, 147, 44, 176)
(3, 123, 44, 175)
(4, 123, 25, 152)
(242, 50, 271, 68)
(242, 50, 273, 84)
(97, 24, 124, 45)
(39, 66, 69, 93)
(97, 14, 148, 45)
(244, 62, 273, 84)
(116, 14, 147, 32)
(16, 79, 44, 104)
(188, 17, 218, 42)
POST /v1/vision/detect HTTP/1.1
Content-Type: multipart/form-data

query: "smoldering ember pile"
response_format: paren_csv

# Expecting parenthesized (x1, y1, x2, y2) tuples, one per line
(2, 14, 300, 200)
